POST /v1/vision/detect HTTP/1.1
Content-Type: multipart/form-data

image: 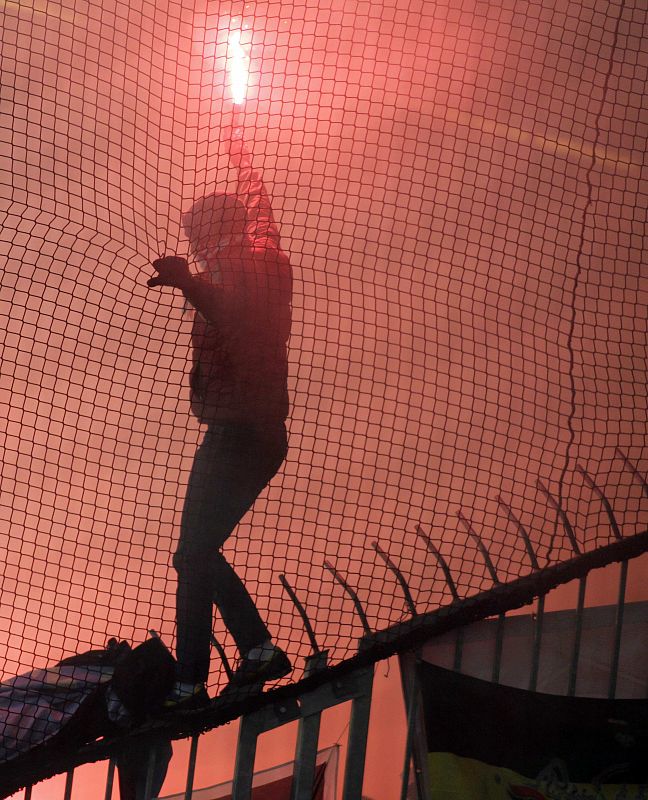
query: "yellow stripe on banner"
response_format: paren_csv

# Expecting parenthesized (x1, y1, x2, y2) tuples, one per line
(428, 752, 645, 800)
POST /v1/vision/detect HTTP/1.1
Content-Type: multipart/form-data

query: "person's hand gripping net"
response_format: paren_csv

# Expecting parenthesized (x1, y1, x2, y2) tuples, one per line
(148, 256, 192, 290)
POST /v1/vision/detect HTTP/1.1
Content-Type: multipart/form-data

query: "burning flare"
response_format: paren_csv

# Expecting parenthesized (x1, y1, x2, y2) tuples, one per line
(227, 29, 249, 105)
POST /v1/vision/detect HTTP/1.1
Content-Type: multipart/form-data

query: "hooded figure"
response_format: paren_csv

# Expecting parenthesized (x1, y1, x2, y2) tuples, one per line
(148, 132, 293, 705)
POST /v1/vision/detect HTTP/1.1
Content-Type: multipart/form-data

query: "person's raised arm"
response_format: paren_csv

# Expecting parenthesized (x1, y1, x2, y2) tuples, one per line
(147, 256, 222, 325)
(225, 127, 280, 248)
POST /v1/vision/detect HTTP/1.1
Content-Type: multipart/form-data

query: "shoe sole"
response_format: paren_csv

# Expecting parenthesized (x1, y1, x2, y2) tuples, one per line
(222, 660, 292, 695)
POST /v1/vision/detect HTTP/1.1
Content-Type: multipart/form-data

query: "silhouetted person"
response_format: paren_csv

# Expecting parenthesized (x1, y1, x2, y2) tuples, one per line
(148, 130, 292, 704)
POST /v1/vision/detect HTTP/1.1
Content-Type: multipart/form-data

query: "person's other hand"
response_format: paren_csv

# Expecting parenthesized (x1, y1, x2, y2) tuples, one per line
(148, 256, 192, 289)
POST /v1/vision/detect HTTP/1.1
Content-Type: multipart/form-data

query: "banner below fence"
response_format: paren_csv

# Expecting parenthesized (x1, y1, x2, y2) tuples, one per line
(418, 661, 648, 800)
(160, 744, 338, 800)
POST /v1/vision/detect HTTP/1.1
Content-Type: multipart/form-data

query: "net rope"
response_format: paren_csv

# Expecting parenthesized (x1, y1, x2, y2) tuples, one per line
(0, 0, 646, 702)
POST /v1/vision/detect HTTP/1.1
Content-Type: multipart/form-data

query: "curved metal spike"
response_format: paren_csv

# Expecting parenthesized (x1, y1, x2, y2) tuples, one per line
(536, 480, 580, 554)
(415, 525, 460, 601)
(456, 511, 500, 584)
(497, 496, 540, 569)
(279, 573, 321, 655)
(323, 561, 372, 636)
(371, 541, 417, 617)
(575, 465, 622, 541)
(615, 447, 648, 498)
(210, 634, 234, 681)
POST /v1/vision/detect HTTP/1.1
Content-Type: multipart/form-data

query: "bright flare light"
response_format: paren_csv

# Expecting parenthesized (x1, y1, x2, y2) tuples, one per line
(227, 29, 249, 105)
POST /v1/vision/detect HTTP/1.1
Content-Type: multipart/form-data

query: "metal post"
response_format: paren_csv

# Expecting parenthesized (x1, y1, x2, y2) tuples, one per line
(291, 710, 323, 800)
(534, 481, 584, 695)
(184, 736, 200, 800)
(608, 560, 628, 699)
(232, 717, 260, 800)
(291, 652, 329, 800)
(232, 700, 301, 800)
(342, 666, 374, 800)
(575, 464, 628, 700)
(492, 613, 505, 684)
(568, 578, 587, 696)
(103, 760, 116, 800)
(142, 746, 157, 800)
(63, 771, 74, 800)
(400, 657, 421, 800)
(453, 627, 464, 671)
(497, 497, 545, 687)
(398, 652, 431, 800)
(528, 596, 545, 692)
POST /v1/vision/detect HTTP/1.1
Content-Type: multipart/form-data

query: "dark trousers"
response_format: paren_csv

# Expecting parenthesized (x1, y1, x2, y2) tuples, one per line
(173, 423, 288, 684)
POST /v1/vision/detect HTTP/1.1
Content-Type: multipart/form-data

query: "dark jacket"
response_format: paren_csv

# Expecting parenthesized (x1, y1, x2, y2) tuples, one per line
(188, 152, 292, 426)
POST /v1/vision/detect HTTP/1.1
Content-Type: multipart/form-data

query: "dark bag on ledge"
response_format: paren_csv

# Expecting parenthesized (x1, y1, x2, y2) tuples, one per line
(0, 637, 175, 800)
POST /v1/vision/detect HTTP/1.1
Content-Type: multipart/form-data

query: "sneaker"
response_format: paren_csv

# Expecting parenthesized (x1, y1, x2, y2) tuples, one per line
(226, 646, 292, 691)
(163, 681, 210, 711)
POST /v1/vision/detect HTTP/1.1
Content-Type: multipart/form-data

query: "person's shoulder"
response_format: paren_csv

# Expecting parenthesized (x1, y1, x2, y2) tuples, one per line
(239, 246, 291, 298)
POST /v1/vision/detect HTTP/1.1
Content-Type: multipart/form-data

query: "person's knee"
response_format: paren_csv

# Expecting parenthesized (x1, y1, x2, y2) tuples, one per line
(210, 549, 234, 578)
(173, 542, 215, 578)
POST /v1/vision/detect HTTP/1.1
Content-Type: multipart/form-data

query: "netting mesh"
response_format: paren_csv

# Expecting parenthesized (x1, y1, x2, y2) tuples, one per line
(1, 0, 646, 693)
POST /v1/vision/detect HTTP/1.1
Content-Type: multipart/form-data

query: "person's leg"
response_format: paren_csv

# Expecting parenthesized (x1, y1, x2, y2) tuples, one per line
(211, 553, 271, 654)
(174, 427, 229, 686)
(208, 424, 288, 655)
(174, 548, 217, 685)
(174, 423, 288, 685)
